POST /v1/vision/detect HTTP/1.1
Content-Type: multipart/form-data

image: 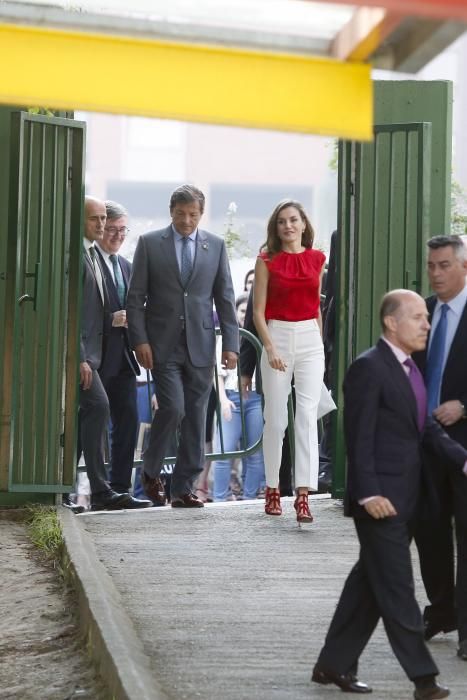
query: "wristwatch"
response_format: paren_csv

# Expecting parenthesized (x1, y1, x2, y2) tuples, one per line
(461, 402, 467, 419)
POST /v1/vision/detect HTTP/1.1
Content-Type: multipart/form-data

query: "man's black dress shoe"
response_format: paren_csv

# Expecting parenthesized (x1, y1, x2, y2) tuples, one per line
(424, 619, 456, 641)
(171, 493, 204, 508)
(311, 665, 372, 693)
(457, 638, 467, 660)
(413, 681, 450, 699)
(91, 490, 152, 511)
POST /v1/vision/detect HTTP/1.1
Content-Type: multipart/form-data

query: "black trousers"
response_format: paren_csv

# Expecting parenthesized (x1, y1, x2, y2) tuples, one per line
(414, 457, 467, 641)
(317, 517, 438, 681)
(101, 368, 138, 493)
(79, 370, 110, 495)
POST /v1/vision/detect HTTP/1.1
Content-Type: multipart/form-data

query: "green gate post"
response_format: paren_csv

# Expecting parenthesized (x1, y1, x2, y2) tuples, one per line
(332, 80, 453, 498)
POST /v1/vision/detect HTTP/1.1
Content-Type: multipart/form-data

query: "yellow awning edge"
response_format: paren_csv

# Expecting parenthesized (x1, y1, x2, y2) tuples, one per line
(0, 23, 373, 140)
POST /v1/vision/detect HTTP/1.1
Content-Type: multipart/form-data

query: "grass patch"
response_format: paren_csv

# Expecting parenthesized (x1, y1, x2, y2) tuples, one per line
(25, 505, 64, 565)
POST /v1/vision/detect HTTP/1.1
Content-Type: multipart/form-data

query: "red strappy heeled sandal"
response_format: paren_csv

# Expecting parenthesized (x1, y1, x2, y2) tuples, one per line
(294, 494, 314, 523)
(265, 487, 282, 516)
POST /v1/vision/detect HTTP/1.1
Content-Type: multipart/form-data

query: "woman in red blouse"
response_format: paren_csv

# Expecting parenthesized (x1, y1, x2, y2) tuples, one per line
(253, 200, 325, 523)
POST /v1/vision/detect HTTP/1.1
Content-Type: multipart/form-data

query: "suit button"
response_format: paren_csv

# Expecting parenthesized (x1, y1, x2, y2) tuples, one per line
(184, 292, 188, 297)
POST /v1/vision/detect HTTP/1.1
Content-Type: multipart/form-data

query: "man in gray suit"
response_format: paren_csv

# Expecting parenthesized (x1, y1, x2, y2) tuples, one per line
(127, 184, 239, 507)
(79, 196, 151, 511)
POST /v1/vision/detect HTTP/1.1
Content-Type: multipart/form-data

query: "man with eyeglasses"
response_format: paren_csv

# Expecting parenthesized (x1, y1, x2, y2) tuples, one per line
(95, 201, 156, 503)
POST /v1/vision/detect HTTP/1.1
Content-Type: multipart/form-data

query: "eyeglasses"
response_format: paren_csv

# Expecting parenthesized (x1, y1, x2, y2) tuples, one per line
(105, 226, 130, 237)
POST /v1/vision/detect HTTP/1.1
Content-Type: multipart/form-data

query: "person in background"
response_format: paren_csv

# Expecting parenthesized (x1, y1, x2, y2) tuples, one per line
(78, 196, 150, 512)
(244, 268, 255, 293)
(240, 282, 294, 497)
(213, 293, 265, 501)
(253, 199, 325, 523)
(96, 201, 161, 503)
(413, 235, 467, 661)
(318, 228, 338, 493)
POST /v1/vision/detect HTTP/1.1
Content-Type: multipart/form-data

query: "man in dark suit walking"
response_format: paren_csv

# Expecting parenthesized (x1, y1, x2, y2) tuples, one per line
(313, 289, 467, 699)
(413, 235, 467, 659)
(79, 196, 151, 512)
(127, 184, 239, 508)
(95, 201, 160, 502)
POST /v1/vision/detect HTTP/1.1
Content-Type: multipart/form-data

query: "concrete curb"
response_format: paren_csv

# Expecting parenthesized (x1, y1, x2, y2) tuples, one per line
(59, 507, 168, 700)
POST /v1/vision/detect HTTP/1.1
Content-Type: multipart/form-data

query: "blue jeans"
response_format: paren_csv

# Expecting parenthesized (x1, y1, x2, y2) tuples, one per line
(213, 390, 265, 501)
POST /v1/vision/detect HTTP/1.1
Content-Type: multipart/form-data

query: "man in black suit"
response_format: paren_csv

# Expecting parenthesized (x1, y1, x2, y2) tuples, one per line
(413, 235, 467, 659)
(79, 196, 150, 512)
(95, 201, 163, 504)
(313, 289, 467, 699)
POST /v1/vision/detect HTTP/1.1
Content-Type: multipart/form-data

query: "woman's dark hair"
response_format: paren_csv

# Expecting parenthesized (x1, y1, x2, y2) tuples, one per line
(260, 199, 315, 257)
(235, 292, 249, 310)
(243, 268, 254, 291)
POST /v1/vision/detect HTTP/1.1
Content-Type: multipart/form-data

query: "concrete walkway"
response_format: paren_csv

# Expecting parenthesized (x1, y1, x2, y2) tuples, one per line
(60, 497, 465, 700)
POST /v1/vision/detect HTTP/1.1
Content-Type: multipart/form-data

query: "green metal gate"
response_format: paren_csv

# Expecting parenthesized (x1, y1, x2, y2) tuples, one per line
(332, 121, 432, 496)
(330, 80, 454, 498)
(6, 111, 85, 496)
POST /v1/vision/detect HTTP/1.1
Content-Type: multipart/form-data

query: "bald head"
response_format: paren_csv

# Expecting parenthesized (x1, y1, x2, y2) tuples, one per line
(84, 196, 106, 242)
(380, 289, 430, 355)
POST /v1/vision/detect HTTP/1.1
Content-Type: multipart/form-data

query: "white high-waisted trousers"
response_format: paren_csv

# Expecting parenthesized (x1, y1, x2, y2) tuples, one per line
(261, 319, 324, 490)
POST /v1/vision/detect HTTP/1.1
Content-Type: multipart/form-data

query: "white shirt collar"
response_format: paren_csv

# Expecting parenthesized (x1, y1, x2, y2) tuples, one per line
(172, 225, 197, 242)
(83, 237, 94, 253)
(95, 243, 113, 262)
(381, 335, 410, 365)
(434, 282, 467, 317)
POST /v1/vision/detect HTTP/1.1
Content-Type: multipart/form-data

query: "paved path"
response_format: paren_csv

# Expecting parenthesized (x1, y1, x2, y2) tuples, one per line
(65, 497, 465, 700)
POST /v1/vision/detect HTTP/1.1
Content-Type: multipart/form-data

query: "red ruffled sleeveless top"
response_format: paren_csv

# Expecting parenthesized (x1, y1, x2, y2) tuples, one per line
(259, 248, 325, 321)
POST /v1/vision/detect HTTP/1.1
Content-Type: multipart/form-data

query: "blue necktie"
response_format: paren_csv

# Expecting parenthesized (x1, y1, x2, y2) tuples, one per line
(180, 237, 192, 288)
(403, 358, 427, 432)
(426, 303, 448, 414)
(109, 254, 125, 307)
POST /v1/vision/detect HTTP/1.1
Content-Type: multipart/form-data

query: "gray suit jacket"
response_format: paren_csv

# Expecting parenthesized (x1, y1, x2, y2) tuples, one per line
(127, 226, 239, 367)
(79, 249, 109, 369)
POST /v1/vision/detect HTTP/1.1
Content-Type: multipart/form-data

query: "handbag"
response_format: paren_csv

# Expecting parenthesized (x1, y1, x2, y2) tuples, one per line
(317, 382, 337, 419)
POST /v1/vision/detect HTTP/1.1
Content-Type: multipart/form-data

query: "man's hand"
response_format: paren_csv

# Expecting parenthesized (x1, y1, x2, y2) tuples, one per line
(221, 351, 237, 370)
(112, 310, 127, 328)
(433, 400, 464, 426)
(135, 343, 154, 370)
(221, 398, 235, 421)
(364, 496, 397, 519)
(80, 361, 93, 390)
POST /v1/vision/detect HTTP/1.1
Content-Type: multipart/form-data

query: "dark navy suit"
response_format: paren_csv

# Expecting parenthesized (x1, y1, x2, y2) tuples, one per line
(317, 339, 467, 681)
(414, 295, 467, 642)
(96, 247, 140, 492)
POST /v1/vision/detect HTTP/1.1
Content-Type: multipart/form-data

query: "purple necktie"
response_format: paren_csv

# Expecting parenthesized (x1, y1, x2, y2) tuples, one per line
(403, 357, 427, 432)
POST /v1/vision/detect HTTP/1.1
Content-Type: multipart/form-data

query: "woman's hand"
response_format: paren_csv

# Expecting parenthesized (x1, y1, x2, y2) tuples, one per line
(221, 398, 236, 421)
(267, 347, 287, 372)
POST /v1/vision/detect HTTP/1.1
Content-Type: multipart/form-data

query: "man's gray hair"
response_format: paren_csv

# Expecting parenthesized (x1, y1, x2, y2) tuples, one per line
(427, 234, 466, 262)
(169, 184, 205, 214)
(105, 200, 128, 221)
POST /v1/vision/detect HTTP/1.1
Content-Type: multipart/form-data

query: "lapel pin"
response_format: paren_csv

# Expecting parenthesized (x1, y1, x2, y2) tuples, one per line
(202, 243, 209, 250)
